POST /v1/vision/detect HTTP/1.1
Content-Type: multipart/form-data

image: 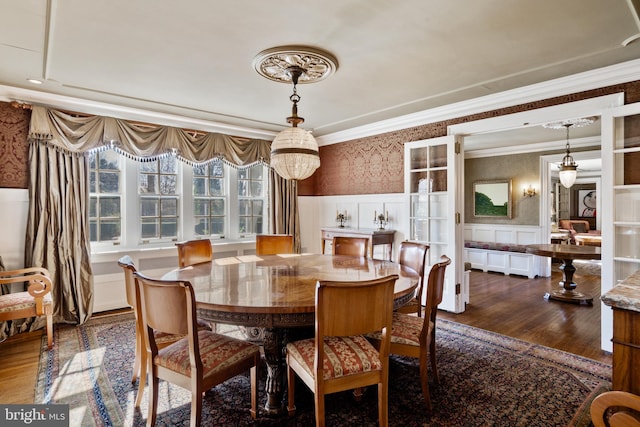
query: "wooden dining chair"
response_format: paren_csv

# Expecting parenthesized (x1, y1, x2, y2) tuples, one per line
(175, 239, 213, 268)
(255, 234, 294, 255)
(590, 390, 640, 426)
(286, 274, 398, 427)
(395, 241, 429, 317)
(367, 255, 451, 413)
(134, 271, 261, 426)
(117, 256, 212, 408)
(0, 267, 54, 350)
(332, 236, 369, 257)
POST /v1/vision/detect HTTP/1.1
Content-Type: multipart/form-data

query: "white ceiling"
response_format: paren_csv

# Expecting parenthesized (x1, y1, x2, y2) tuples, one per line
(1, 0, 639, 141)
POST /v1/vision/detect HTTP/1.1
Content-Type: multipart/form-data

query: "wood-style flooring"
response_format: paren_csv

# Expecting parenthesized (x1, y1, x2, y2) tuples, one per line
(0, 264, 610, 404)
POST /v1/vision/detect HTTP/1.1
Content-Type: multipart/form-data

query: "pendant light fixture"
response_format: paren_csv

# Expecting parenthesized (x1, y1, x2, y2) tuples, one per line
(254, 46, 338, 181)
(543, 116, 597, 189)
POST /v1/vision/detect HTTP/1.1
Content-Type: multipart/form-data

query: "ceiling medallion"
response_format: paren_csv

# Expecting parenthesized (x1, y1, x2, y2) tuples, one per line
(253, 45, 339, 84)
(542, 116, 598, 129)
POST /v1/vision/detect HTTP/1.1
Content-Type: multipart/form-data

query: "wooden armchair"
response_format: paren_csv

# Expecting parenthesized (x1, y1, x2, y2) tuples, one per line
(395, 241, 429, 317)
(590, 390, 640, 426)
(286, 274, 398, 427)
(332, 236, 369, 257)
(367, 255, 451, 413)
(175, 239, 213, 268)
(0, 267, 54, 350)
(256, 234, 294, 255)
(134, 271, 260, 426)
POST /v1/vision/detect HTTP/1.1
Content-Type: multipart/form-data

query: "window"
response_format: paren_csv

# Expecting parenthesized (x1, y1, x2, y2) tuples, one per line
(238, 165, 265, 235)
(139, 156, 179, 241)
(88, 151, 268, 251)
(88, 149, 122, 243)
(193, 160, 225, 237)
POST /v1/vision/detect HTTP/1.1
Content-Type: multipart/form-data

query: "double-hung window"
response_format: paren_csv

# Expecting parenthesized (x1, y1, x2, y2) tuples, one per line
(88, 150, 122, 245)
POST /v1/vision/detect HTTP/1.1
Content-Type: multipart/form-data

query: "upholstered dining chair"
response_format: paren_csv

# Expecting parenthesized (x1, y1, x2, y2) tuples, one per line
(367, 255, 451, 413)
(117, 256, 212, 407)
(175, 239, 213, 268)
(255, 234, 294, 255)
(394, 241, 429, 317)
(332, 236, 369, 257)
(590, 390, 640, 426)
(0, 267, 54, 350)
(286, 274, 398, 427)
(134, 271, 261, 426)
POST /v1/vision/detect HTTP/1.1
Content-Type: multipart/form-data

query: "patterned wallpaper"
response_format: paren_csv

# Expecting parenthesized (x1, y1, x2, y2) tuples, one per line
(0, 103, 30, 189)
(1, 80, 639, 192)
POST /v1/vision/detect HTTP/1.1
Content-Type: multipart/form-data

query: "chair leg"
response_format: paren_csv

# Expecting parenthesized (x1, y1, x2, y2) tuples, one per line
(378, 382, 389, 427)
(419, 352, 432, 413)
(147, 373, 159, 427)
(286, 364, 297, 416)
(315, 393, 325, 427)
(430, 329, 439, 384)
(46, 313, 53, 350)
(191, 388, 203, 427)
(132, 330, 142, 383)
(135, 350, 148, 408)
(250, 364, 258, 419)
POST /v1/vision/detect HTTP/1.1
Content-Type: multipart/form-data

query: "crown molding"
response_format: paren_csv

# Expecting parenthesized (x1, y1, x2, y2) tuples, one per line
(316, 58, 640, 146)
(0, 85, 279, 140)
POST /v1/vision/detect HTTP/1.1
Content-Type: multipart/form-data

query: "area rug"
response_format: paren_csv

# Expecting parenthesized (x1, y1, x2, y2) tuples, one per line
(35, 312, 611, 426)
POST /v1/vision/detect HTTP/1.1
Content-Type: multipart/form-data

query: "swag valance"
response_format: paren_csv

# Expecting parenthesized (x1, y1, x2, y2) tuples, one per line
(28, 106, 272, 167)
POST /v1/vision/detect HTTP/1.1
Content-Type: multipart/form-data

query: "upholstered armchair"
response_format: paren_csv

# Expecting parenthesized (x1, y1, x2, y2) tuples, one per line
(558, 219, 601, 244)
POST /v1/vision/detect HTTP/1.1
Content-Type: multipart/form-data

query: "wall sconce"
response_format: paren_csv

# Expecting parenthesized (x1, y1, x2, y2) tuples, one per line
(523, 185, 537, 198)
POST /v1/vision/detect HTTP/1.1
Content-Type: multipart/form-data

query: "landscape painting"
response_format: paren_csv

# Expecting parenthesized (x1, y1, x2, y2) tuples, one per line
(473, 180, 512, 218)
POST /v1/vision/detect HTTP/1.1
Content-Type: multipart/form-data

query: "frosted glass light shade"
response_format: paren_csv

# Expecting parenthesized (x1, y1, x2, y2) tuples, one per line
(559, 166, 577, 188)
(270, 127, 320, 180)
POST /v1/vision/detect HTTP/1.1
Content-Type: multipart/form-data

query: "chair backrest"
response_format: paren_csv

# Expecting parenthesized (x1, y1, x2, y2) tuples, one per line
(590, 390, 640, 427)
(420, 255, 452, 340)
(175, 239, 213, 267)
(332, 236, 369, 257)
(398, 241, 429, 299)
(117, 255, 138, 309)
(317, 274, 398, 339)
(256, 234, 294, 255)
(133, 272, 198, 354)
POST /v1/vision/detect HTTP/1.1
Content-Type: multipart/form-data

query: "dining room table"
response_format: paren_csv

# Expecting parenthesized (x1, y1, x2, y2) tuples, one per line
(161, 253, 419, 415)
(525, 243, 601, 305)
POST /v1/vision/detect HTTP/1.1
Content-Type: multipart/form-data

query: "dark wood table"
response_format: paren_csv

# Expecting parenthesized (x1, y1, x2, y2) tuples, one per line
(161, 253, 418, 415)
(526, 243, 601, 305)
(321, 227, 396, 260)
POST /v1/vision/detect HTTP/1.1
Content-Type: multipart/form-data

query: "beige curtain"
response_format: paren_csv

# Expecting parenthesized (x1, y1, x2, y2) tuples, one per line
(25, 142, 94, 325)
(269, 170, 301, 253)
(24, 106, 302, 325)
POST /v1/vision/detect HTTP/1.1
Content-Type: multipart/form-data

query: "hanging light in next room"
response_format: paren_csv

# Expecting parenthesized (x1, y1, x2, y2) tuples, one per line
(253, 46, 338, 181)
(543, 116, 597, 189)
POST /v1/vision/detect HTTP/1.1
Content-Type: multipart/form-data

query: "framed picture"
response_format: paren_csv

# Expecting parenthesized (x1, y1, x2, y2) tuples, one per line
(473, 180, 512, 218)
(577, 189, 597, 218)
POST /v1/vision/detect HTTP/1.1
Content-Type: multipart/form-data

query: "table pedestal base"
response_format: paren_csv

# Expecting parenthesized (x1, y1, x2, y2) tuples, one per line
(544, 289, 593, 305)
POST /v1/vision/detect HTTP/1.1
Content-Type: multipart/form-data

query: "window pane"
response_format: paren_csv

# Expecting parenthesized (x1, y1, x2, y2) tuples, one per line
(100, 197, 121, 217)
(160, 218, 177, 237)
(239, 200, 250, 215)
(252, 216, 263, 234)
(194, 165, 206, 176)
(251, 167, 263, 180)
(252, 200, 263, 216)
(88, 152, 96, 169)
(100, 150, 120, 170)
(141, 198, 159, 217)
(210, 178, 223, 196)
(89, 221, 97, 241)
(141, 218, 158, 238)
(211, 217, 225, 235)
(210, 162, 223, 177)
(89, 171, 96, 193)
(250, 181, 262, 197)
(193, 177, 207, 195)
(159, 156, 177, 173)
(160, 198, 178, 216)
(194, 199, 209, 215)
(139, 161, 157, 173)
(238, 180, 249, 197)
(160, 175, 177, 195)
(100, 171, 120, 193)
(238, 169, 249, 180)
(89, 198, 97, 217)
(195, 218, 209, 236)
(212, 199, 225, 215)
(139, 174, 158, 194)
(238, 217, 250, 233)
(100, 220, 120, 241)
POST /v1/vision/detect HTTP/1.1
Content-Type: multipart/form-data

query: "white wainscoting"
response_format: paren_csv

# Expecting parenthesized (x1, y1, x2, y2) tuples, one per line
(464, 224, 544, 278)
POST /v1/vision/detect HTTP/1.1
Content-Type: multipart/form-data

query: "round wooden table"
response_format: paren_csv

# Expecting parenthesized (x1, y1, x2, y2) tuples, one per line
(525, 243, 601, 305)
(161, 253, 419, 415)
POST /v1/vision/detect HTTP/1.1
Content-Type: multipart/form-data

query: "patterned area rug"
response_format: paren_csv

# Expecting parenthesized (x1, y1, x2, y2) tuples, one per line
(35, 312, 610, 426)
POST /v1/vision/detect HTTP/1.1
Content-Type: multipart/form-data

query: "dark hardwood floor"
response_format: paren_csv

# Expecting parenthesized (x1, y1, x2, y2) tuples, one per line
(0, 263, 610, 405)
(439, 262, 611, 364)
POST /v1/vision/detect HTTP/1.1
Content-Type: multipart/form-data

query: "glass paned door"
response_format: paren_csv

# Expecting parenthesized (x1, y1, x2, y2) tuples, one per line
(405, 135, 465, 312)
(601, 102, 640, 350)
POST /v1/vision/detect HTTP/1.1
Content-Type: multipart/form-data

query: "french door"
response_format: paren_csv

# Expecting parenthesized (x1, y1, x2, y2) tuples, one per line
(601, 101, 640, 349)
(404, 135, 465, 313)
